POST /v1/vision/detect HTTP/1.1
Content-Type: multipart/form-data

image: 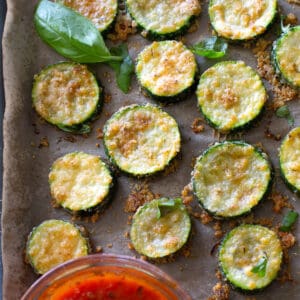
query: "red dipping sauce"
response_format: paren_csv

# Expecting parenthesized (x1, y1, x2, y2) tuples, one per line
(21, 254, 191, 300)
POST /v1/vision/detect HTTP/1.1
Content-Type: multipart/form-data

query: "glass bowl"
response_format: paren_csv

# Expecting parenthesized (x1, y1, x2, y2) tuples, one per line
(21, 253, 191, 300)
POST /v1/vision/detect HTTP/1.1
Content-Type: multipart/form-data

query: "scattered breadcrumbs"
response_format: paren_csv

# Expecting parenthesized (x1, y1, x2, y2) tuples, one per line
(207, 282, 230, 300)
(127, 242, 135, 250)
(181, 184, 194, 205)
(107, 5, 137, 42)
(106, 243, 113, 248)
(95, 143, 100, 148)
(163, 156, 180, 176)
(124, 182, 158, 213)
(96, 128, 104, 139)
(57, 135, 77, 143)
(284, 13, 298, 25)
(32, 123, 40, 135)
(286, 0, 300, 5)
(264, 125, 282, 141)
(38, 137, 49, 148)
(270, 191, 293, 214)
(253, 38, 298, 109)
(95, 246, 103, 253)
(191, 117, 205, 134)
(104, 93, 112, 104)
(213, 221, 223, 239)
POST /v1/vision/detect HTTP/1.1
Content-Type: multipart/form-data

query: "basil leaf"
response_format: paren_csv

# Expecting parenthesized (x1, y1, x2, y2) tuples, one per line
(57, 123, 91, 134)
(276, 105, 294, 126)
(156, 198, 182, 219)
(190, 36, 228, 58)
(251, 255, 268, 277)
(34, 0, 122, 63)
(280, 210, 299, 232)
(108, 44, 134, 93)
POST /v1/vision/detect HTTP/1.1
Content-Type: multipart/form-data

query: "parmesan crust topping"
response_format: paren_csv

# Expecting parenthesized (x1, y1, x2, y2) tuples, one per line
(280, 127, 300, 191)
(27, 220, 88, 274)
(193, 142, 271, 217)
(104, 104, 181, 175)
(275, 27, 300, 87)
(136, 41, 197, 97)
(220, 225, 282, 290)
(58, 0, 117, 32)
(49, 152, 112, 211)
(33, 63, 99, 126)
(197, 61, 267, 132)
(126, 0, 201, 34)
(209, 0, 277, 40)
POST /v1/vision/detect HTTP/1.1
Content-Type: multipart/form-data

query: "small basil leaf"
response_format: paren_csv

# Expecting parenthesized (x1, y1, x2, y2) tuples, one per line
(275, 105, 294, 126)
(34, 0, 122, 63)
(251, 255, 268, 277)
(190, 36, 228, 58)
(156, 198, 182, 219)
(108, 44, 134, 93)
(280, 210, 299, 232)
(57, 123, 91, 134)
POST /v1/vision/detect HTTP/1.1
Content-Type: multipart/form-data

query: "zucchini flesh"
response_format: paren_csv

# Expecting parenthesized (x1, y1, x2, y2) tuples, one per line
(32, 62, 101, 131)
(56, 0, 118, 33)
(136, 40, 197, 101)
(130, 198, 191, 258)
(196, 61, 267, 132)
(192, 141, 271, 218)
(209, 0, 277, 40)
(273, 26, 300, 88)
(280, 127, 300, 193)
(49, 152, 113, 213)
(26, 220, 89, 274)
(125, 0, 201, 39)
(103, 104, 181, 176)
(219, 225, 282, 291)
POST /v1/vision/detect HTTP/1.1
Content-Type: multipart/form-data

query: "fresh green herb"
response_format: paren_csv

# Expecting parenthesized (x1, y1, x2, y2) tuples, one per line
(108, 44, 134, 93)
(280, 210, 299, 232)
(57, 124, 91, 134)
(190, 36, 228, 59)
(251, 255, 268, 277)
(156, 198, 182, 219)
(34, 0, 133, 93)
(276, 105, 294, 126)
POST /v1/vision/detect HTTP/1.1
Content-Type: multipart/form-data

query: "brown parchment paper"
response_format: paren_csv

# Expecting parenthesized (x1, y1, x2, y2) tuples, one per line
(2, 0, 300, 299)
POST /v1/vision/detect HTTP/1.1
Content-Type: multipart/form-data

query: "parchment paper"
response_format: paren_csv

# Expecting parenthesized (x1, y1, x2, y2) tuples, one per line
(2, 1, 300, 299)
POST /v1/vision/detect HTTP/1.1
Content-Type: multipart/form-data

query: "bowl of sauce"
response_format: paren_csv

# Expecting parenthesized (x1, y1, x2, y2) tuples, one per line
(21, 253, 191, 300)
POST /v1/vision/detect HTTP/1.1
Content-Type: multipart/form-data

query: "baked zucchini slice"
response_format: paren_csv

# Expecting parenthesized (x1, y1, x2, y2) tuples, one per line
(49, 152, 113, 214)
(32, 62, 101, 134)
(136, 41, 198, 102)
(130, 198, 191, 258)
(279, 127, 300, 193)
(125, 0, 201, 39)
(272, 26, 300, 88)
(55, 0, 118, 33)
(209, 0, 277, 40)
(26, 219, 89, 275)
(192, 141, 271, 218)
(103, 104, 181, 176)
(219, 225, 282, 291)
(196, 61, 267, 132)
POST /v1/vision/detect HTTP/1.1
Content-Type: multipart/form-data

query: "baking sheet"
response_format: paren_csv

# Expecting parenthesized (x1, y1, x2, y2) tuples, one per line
(2, 0, 300, 299)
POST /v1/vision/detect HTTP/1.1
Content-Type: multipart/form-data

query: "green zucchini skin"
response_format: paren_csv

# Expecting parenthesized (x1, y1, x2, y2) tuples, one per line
(130, 198, 191, 258)
(32, 62, 102, 134)
(49, 152, 114, 216)
(55, 0, 118, 34)
(209, 0, 277, 41)
(219, 225, 282, 291)
(136, 40, 198, 103)
(192, 141, 272, 219)
(272, 26, 300, 88)
(279, 127, 300, 194)
(26, 219, 90, 275)
(196, 61, 267, 133)
(103, 104, 181, 177)
(125, 0, 201, 40)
